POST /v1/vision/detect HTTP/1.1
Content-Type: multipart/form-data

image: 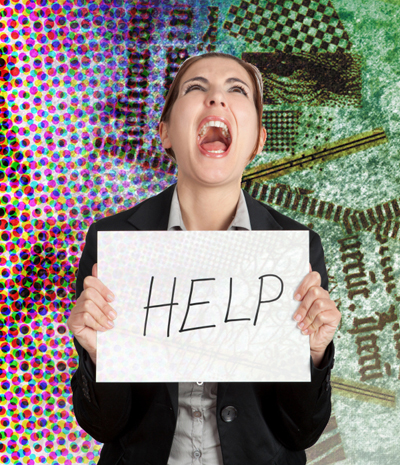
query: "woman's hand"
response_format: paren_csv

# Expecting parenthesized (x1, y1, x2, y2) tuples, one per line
(293, 266, 341, 368)
(67, 263, 117, 365)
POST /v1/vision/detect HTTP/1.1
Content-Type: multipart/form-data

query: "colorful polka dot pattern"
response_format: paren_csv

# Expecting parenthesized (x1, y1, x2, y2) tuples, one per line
(0, 0, 192, 462)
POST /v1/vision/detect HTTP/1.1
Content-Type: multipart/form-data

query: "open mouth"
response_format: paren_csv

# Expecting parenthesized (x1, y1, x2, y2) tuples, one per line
(197, 118, 232, 158)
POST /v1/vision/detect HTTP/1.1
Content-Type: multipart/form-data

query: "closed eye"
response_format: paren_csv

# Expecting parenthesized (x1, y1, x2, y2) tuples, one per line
(184, 84, 205, 94)
(184, 84, 248, 96)
(231, 85, 248, 96)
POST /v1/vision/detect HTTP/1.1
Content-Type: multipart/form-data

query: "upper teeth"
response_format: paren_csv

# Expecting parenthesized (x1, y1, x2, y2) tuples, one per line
(198, 120, 230, 139)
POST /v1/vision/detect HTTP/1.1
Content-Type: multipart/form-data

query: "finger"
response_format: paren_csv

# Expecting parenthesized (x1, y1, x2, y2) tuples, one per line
(83, 274, 115, 304)
(309, 263, 312, 273)
(298, 298, 334, 333)
(293, 285, 329, 323)
(68, 301, 112, 335)
(78, 296, 116, 329)
(85, 313, 111, 333)
(305, 306, 341, 336)
(83, 306, 113, 331)
(75, 309, 110, 333)
(92, 263, 98, 278)
(294, 271, 321, 302)
(301, 312, 327, 336)
(80, 286, 117, 322)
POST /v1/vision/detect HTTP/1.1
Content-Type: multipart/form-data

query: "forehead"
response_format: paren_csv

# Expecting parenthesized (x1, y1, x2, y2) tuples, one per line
(180, 57, 254, 91)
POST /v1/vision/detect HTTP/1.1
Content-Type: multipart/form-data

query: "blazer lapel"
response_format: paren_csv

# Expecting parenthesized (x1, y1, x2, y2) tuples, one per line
(127, 183, 176, 231)
(243, 189, 283, 231)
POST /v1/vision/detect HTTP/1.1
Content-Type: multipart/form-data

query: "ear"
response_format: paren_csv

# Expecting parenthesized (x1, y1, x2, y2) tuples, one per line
(256, 127, 267, 154)
(159, 121, 172, 149)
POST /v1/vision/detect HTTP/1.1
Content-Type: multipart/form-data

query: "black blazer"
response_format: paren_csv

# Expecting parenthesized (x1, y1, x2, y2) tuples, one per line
(71, 184, 334, 465)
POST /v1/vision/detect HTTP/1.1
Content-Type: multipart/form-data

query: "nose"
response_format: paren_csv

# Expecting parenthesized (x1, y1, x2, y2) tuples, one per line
(209, 99, 226, 107)
(206, 88, 226, 108)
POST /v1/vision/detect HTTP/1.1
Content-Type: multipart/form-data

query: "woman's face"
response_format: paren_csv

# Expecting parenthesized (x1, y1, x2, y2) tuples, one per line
(159, 57, 266, 189)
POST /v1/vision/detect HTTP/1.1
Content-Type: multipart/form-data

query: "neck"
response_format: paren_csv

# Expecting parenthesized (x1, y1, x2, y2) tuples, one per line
(176, 179, 242, 231)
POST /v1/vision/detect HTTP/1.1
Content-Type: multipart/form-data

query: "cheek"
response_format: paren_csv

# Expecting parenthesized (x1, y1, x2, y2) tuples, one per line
(238, 108, 259, 144)
(169, 103, 196, 142)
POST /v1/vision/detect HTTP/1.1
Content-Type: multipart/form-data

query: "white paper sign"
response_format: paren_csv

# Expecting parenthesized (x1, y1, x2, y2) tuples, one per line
(97, 231, 310, 382)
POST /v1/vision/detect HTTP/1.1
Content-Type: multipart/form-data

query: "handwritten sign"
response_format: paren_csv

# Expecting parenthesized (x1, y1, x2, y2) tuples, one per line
(96, 231, 310, 382)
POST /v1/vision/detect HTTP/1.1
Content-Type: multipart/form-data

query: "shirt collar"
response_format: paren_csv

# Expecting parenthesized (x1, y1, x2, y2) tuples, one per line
(167, 188, 252, 231)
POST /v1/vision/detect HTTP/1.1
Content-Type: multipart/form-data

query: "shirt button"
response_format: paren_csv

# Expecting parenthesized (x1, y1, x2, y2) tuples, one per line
(193, 410, 202, 418)
(193, 450, 202, 459)
(196, 381, 203, 385)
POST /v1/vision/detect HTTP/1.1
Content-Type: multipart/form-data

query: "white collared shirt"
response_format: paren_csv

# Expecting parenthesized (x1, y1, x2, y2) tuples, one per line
(167, 187, 251, 465)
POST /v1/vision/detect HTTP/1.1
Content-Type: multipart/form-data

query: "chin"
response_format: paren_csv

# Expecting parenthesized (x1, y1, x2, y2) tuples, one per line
(194, 168, 240, 188)
(177, 148, 245, 187)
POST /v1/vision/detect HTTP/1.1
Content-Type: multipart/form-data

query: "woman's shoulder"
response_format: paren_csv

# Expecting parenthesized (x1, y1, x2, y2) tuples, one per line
(259, 200, 312, 231)
(89, 184, 176, 231)
(243, 189, 320, 237)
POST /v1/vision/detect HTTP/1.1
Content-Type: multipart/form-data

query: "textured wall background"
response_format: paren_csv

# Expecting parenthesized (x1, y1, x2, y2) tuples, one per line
(1, 0, 399, 463)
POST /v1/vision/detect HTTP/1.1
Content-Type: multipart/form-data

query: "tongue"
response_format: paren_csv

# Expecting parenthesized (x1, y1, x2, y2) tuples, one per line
(201, 141, 228, 152)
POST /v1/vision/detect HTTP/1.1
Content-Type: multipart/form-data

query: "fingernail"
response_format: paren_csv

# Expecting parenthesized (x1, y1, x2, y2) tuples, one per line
(302, 329, 308, 335)
(99, 326, 107, 332)
(107, 320, 114, 328)
(107, 294, 115, 302)
(295, 294, 302, 301)
(294, 314, 302, 322)
(298, 322, 304, 329)
(109, 310, 117, 319)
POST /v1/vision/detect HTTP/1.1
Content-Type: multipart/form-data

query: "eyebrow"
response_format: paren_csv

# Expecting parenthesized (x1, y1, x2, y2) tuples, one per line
(182, 76, 251, 90)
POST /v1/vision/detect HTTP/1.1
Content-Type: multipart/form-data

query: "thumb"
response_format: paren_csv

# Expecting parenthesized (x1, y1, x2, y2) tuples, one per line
(92, 263, 98, 278)
(309, 263, 312, 273)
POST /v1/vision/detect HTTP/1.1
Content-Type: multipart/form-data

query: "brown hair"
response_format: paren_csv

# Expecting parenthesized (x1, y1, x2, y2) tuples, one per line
(159, 52, 264, 162)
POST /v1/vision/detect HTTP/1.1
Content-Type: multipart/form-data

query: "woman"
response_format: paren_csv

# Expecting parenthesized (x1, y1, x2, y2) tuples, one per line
(68, 52, 341, 464)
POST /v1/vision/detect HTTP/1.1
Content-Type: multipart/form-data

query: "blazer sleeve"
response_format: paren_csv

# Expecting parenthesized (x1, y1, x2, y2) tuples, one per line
(270, 231, 335, 451)
(70, 222, 133, 443)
